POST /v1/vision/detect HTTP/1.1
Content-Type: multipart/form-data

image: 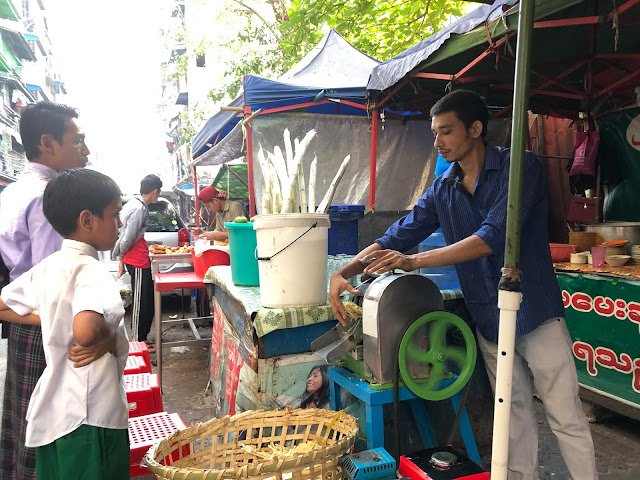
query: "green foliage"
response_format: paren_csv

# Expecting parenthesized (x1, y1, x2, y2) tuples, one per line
(207, 20, 287, 103)
(168, 0, 468, 123)
(280, 0, 467, 68)
(174, 107, 209, 146)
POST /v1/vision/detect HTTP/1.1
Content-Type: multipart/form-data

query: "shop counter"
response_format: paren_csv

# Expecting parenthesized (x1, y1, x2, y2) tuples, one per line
(555, 264, 640, 419)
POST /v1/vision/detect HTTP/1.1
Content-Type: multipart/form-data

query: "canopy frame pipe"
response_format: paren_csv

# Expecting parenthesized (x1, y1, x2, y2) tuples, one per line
(491, 0, 535, 478)
(193, 165, 200, 228)
(244, 105, 257, 218)
(369, 109, 379, 210)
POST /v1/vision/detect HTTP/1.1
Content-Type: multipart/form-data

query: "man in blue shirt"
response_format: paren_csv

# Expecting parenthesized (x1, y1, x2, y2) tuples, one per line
(329, 90, 597, 479)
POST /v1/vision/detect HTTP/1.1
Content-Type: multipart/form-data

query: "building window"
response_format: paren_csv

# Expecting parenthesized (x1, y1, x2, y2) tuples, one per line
(196, 53, 205, 68)
(27, 40, 37, 56)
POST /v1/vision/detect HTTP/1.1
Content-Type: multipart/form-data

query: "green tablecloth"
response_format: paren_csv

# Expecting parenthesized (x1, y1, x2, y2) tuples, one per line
(204, 257, 464, 338)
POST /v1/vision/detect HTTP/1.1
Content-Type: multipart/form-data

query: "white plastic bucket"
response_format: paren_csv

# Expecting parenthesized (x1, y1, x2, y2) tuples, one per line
(253, 213, 331, 308)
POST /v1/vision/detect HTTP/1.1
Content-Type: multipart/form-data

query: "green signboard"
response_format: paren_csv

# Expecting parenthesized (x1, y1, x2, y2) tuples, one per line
(558, 273, 640, 407)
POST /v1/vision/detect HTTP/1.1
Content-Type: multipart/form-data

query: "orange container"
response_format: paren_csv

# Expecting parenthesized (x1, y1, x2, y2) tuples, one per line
(549, 243, 577, 262)
(191, 248, 230, 278)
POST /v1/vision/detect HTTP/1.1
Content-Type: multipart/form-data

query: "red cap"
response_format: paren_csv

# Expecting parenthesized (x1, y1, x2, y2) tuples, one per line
(198, 186, 227, 202)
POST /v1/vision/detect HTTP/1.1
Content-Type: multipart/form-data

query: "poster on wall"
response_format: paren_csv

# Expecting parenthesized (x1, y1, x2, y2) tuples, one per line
(559, 274, 640, 407)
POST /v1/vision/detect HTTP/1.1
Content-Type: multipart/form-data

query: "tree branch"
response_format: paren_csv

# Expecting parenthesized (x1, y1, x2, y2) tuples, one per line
(230, 0, 281, 39)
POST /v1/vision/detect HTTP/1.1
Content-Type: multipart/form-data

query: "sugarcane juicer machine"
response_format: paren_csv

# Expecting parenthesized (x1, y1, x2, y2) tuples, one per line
(312, 271, 477, 400)
(312, 272, 489, 480)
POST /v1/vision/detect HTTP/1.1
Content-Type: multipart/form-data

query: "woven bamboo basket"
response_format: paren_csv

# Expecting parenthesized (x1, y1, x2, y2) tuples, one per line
(569, 231, 598, 252)
(144, 407, 359, 479)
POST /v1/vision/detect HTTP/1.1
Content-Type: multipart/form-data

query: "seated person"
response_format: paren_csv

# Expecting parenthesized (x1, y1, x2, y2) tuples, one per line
(192, 186, 248, 243)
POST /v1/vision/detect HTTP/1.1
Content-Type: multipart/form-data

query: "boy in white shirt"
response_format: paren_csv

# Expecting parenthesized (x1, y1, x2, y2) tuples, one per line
(0, 168, 129, 479)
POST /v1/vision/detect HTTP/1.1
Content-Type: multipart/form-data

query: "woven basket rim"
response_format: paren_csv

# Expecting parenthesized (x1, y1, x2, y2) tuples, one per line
(144, 407, 359, 478)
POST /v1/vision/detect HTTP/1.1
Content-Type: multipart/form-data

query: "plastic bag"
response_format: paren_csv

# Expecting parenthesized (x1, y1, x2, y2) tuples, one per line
(569, 131, 599, 176)
(117, 278, 132, 309)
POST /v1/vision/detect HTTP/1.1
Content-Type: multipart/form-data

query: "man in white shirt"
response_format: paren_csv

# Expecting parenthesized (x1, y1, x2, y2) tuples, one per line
(0, 169, 129, 479)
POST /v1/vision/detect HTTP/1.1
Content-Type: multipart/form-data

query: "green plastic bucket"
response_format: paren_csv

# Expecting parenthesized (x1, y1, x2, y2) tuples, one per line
(225, 222, 260, 286)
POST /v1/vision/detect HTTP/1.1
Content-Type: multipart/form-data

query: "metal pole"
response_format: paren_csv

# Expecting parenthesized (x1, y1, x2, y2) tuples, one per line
(491, 0, 535, 479)
(369, 109, 378, 210)
(245, 105, 257, 218)
(193, 165, 200, 229)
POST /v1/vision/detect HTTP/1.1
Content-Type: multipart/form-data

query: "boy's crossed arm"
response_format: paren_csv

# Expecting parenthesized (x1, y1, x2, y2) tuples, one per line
(70, 310, 117, 368)
(73, 310, 112, 347)
(0, 298, 40, 325)
(0, 300, 116, 368)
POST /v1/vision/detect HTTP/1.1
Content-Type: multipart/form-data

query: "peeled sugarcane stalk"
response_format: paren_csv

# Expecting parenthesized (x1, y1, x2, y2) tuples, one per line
(271, 145, 289, 191)
(281, 130, 317, 213)
(257, 146, 272, 214)
(317, 155, 351, 214)
(308, 155, 317, 213)
(267, 153, 283, 214)
(270, 164, 282, 214)
(292, 137, 302, 208)
(298, 161, 307, 214)
(283, 129, 294, 170)
(291, 172, 299, 214)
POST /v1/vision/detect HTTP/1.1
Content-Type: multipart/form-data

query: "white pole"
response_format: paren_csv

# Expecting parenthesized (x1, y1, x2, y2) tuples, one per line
(491, 289, 522, 479)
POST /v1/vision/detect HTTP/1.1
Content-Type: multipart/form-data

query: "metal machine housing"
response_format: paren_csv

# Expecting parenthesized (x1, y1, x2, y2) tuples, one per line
(362, 273, 443, 384)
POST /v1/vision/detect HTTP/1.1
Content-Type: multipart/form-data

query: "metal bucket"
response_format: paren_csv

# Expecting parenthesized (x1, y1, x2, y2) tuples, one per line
(583, 222, 640, 247)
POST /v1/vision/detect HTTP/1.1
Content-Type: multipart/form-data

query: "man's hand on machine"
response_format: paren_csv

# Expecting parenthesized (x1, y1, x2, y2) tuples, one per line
(362, 250, 415, 275)
(329, 273, 359, 326)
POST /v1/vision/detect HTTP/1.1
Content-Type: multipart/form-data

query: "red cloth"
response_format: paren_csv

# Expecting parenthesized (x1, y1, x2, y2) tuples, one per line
(123, 236, 150, 268)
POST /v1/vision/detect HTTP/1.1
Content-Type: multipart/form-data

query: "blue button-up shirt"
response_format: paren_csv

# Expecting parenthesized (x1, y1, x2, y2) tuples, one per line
(376, 144, 564, 343)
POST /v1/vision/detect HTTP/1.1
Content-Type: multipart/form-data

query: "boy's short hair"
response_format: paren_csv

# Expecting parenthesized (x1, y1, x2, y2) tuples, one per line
(20, 102, 79, 161)
(140, 174, 163, 195)
(430, 90, 489, 138)
(44, 169, 121, 237)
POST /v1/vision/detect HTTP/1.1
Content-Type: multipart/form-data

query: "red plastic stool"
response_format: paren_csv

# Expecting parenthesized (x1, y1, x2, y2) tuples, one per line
(125, 373, 163, 418)
(129, 411, 188, 477)
(125, 355, 151, 375)
(128, 341, 151, 367)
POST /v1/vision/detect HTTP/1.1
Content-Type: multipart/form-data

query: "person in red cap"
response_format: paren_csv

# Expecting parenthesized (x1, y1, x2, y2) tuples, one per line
(193, 186, 248, 243)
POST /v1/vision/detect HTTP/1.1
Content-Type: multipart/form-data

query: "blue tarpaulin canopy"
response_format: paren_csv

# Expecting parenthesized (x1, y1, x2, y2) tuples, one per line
(191, 29, 380, 160)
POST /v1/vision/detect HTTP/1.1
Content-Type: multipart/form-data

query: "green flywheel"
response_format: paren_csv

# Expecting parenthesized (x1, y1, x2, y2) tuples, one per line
(398, 311, 477, 401)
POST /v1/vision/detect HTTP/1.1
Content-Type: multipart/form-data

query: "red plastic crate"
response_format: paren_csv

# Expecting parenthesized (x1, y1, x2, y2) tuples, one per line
(129, 412, 188, 477)
(125, 373, 163, 418)
(125, 355, 151, 375)
(128, 341, 151, 367)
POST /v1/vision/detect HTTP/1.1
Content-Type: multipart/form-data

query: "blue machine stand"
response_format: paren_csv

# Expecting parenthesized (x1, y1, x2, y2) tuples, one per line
(328, 366, 481, 466)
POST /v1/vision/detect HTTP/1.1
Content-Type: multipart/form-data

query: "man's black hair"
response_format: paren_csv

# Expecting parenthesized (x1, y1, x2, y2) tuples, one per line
(43, 169, 121, 237)
(140, 174, 163, 195)
(20, 102, 79, 161)
(430, 89, 489, 138)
